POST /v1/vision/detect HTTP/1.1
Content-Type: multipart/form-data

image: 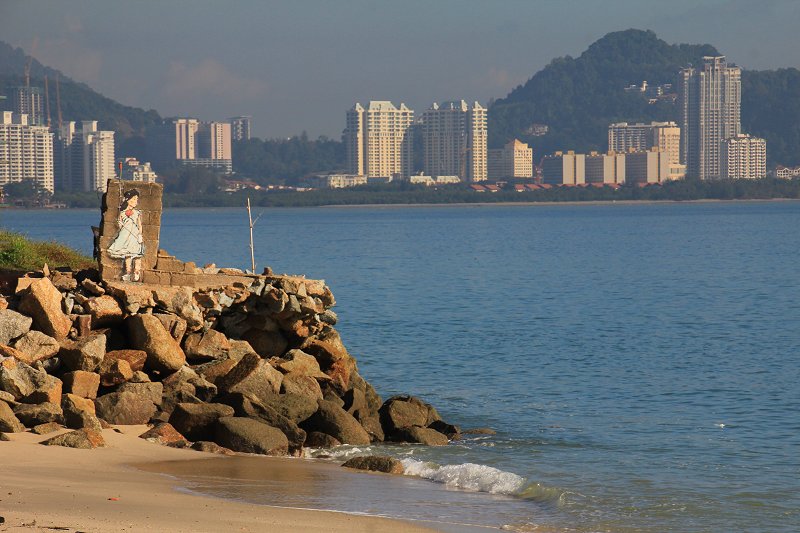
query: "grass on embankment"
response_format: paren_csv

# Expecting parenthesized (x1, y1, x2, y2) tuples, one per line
(0, 230, 94, 272)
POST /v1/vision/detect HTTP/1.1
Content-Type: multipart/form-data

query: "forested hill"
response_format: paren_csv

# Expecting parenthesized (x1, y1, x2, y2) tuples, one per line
(0, 40, 162, 157)
(488, 29, 800, 167)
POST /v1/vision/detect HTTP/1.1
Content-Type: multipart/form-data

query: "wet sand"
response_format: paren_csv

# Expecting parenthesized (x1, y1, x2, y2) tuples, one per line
(0, 426, 440, 533)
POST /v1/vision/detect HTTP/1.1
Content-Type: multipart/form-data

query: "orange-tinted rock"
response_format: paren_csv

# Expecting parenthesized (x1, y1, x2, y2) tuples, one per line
(126, 315, 185, 374)
(86, 295, 124, 328)
(18, 277, 71, 339)
(62, 371, 101, 399)
(139, 422, 188, 446)
(40, 428, 105, 449)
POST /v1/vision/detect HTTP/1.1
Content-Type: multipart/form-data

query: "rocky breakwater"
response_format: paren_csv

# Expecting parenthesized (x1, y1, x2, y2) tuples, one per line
(0, 266, 460, 457)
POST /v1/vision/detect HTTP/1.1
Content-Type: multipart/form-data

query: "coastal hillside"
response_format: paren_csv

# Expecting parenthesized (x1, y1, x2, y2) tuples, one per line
(488, 29, 800, 167)
(0, 40, 162, 159)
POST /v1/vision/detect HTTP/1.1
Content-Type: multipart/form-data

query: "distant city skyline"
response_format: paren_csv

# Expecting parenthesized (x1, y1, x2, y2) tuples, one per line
(2, 0, 799, 139)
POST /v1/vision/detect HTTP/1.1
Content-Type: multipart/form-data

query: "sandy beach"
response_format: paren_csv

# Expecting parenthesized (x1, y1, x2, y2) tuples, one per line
(0, 426, 441, 533)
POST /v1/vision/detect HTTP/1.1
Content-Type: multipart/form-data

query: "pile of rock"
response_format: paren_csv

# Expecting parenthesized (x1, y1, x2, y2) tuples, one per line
(0, 266, 459, 455)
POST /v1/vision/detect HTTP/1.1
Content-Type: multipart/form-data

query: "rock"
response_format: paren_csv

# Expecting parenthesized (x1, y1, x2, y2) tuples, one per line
(18, 277, 71, 339)
(184, 329, 230, 361)
(10, 330, 60, 364)
(241, 328, 288, 358)
(379, 395, 432, 434)
(81, 278, 105, 296)
(163, 367, 217, 401)
(190, 441, 235, 455)
(301, 400, 370, 445)
(228, 339, 257, 360)
(59, 334, 106, 372)
(117, 381, 163, 406)
(104, 282, 156, 314)
(139, 422, 189, 446)
(62, 393, 102, 431)
(304, 431, 341, 448)
(23, 373, 62, 405)
(86, 295, 124, 328)
(0, 431, 10, 440)
(359, 415, 385, 443)
(217, 392, 306, 453)
(342, 455, 404, 474)
(0, 358, 39, 400)
(0, 309, 32, 345)
(463, 427, 497, 435)
(280, 372, 323, 401)
(276, 349, 328, 378)
(13, 402, 63, 427)
(99, 358, 133, 387)
(214, 416, 288, 456)
(154, 313, 188, 342)
(129, 371, 151, 383)
(51, 270, 77, 291)
(40, 428, 105, 448)
(104, 349, 147, 373)
(61, 371, 100, 399)
(301, 327, 350, 365)
(0, 391, 16, 405)
(260, 392, 318, 425)
(168, 402, 235, 442)
(319, 309, 338, 325)
(0, 343, 30, 362)
(31, 421, 63, 435)
(392, 426, 449, 446)
(152, 286, 203, 330)
(194, 358, 237, 385)
(94, 391, 157, 425)
(324, 357, 357, 393)
(126, 315, 186, 374)
(217, 352, 283, 404)
(428, 420, 461, 440)
(343, 388, 367, 418)
(0, 401, 25, 432)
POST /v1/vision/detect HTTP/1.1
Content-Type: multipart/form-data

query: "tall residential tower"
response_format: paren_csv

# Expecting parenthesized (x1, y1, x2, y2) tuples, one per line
(343, 101, 414, 180)
(678, 56, 741, 179)
(422, 100, 487, 183)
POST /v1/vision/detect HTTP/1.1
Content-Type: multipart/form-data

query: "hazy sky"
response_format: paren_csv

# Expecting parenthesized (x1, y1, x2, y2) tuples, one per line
(1, 0, 798, 138)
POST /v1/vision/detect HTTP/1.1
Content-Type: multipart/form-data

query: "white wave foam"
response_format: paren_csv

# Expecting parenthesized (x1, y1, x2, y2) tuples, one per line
(302, 445, 375, 460)
(400, 459, 525, 495)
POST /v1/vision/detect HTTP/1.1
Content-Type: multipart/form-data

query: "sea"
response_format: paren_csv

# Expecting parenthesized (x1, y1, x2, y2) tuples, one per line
(2, 201, 799, 532)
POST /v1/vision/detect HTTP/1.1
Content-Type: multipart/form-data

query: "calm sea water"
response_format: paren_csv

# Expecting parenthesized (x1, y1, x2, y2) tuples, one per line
(2, 201, 799, 532)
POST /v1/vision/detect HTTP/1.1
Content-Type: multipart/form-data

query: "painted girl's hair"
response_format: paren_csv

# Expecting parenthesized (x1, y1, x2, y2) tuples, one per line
(122, 189, 140, 206)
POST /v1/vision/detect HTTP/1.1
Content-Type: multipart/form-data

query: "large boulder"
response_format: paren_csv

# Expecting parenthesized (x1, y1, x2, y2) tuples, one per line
(0, 309, 32, 345)
(217, 353, 282, 404)
(61, 371, 100, 399)
(379, 395, 438, 434)
(59, 334, 107, 372)
(301, 399, 370, 445)
(168, 402, 235, 442)
(13, 402, 63, 427)
(104, 350, 147, 373)
(304, 431, 341, 448)
(241, 329, 288, 358)
(274, 349, 328, 378)
(342, 455, 404, 474)
(18, 277, 71, 339)
(217, 392, 306, 453)
(154, 313, 188, 342)
(280, 372, 323, 401)
(10, 330, 60, 364)
(194, 358, 238, 385)
(86, 295, 124, 328)
(184, 330, 230, 361)
(98, 358, 133, 387)
(0, 400, 25, 432)
(126, 315, 186, 374)
(40, 428, 105, 449)
(139, 422, 189, 447)
(151, 286, 203, 330)
(94, 391, 157, 425)
(0, 359, 61, 403)
(62, 393, 102, 431)
(391, 426, 449, 446)
(22, 373, 62, 405)
(300, 327, 350, 366)
(214, 416, 288, 456)
(117, 381, 163, 406)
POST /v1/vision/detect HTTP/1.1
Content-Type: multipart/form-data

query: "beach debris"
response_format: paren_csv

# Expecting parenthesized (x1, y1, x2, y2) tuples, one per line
(342, 455, 404, 475)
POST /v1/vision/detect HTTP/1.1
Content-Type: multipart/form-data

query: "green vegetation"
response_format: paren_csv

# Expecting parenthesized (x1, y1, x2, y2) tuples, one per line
(0, 230, 94, 271)
(232, 134, 346, 184)
(488, 29, 800, 168)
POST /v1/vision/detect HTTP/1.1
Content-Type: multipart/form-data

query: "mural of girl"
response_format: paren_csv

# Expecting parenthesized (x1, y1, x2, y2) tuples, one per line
(107, 188, 145, 282)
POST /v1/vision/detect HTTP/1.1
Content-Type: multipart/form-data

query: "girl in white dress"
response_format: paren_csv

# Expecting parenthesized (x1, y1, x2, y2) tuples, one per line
(107, 189, 145, 281)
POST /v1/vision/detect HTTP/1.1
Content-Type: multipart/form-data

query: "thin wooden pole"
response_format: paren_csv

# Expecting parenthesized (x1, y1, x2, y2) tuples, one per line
(247, 197, 256, 273)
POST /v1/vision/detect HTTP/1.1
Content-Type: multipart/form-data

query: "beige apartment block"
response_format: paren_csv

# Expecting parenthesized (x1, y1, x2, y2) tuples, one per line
(488, 139, 533, 180)
(0, 111, 54, 193)
(678, 56, 741, 179)
(198, 122, 232, 160)
(229, 115, 252, 141)
(119, 157, 158, 183)
(422, 100, 487, 183)
(721, 134, 766, 179)
(585, 151, 626, 184)
(173, 118, 200, 160)
(541, 151, 585, 185)
(625, 149, 669, 184)
(609, 121, 684, 181)
(344, 101, 414, 180)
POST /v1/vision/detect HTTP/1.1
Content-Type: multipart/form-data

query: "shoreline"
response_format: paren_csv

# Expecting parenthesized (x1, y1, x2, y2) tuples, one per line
(0, 426, 446, 533)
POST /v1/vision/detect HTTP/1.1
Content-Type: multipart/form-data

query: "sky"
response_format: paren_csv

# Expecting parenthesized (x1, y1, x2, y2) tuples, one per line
(1, 0, 798, 139)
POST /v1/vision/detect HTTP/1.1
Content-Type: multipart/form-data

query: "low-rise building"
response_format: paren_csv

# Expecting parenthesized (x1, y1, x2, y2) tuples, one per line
(585, 151, 625, 184)
(541, 151, 585, 185)
(775, 166, 800, 179)
(721, 134, 767, 179)
(488, 139, 533, 179)
(625, 149, 669, 184)
(119, 157, 158, 183)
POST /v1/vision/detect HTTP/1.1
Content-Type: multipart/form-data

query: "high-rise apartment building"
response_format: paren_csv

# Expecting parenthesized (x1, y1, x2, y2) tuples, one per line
(119, 157, 158, 183)
(721, 134, 766, 179)
(678, 56, 741, 179)
(585, 151, 626, 184)
(148, 118, 232, 173)
(625, 149, 670, 184)
(173, 118, 200, 160)
(608, 122, 685, 180)
(54, 120, 115, 192)
(487, 139, 533, 180)
(229, 116, 252, 141)
(197, 122, 232, 160)
(344, 101, 414, 180)
(10, 86, 44, 126)
(541, 151, 585, 185)
(422, 100, 487, 183)
(0, 112, 54, 193)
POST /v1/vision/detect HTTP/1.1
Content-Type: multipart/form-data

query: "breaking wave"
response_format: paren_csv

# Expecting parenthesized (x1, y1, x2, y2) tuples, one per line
(400, 458, 526, 495)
